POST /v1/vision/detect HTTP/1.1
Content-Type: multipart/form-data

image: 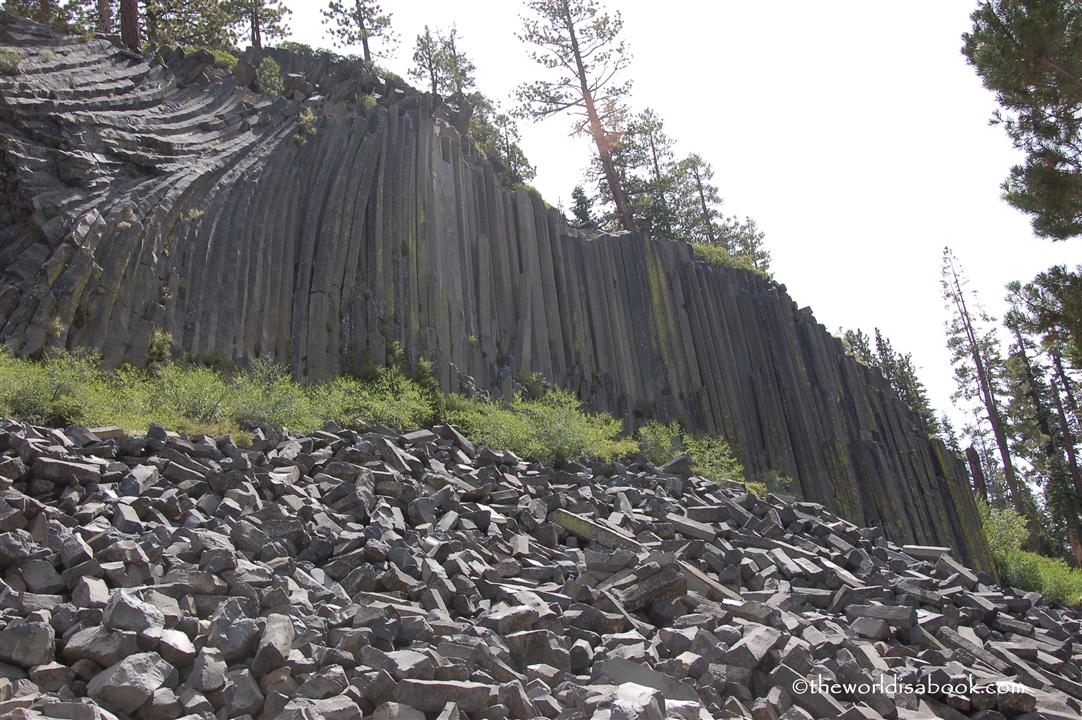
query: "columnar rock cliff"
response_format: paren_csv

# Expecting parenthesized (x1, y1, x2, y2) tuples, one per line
(0, 14, 991, 569)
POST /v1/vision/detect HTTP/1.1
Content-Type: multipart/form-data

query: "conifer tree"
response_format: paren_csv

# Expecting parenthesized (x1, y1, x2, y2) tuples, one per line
(322, 0, 394, 65)
(409, 26, 442, 95)
(438, 26, 474, 102)
(722, 216, 771, 273)
(942, 248, 1025, 514)
(671, 153, 725, 246)
(570, 184, 593, 225)
(963, 0, 1082, 239)
(1002, 295, 1082, 562)
(142, 0, 232, 49)
(516, 0, 635, 232)
(226, 0, 288, 50)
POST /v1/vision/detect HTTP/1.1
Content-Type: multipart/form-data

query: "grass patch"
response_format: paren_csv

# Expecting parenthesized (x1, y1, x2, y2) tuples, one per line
(691, 243, 769, 279)
(978, 500, 1082, 606)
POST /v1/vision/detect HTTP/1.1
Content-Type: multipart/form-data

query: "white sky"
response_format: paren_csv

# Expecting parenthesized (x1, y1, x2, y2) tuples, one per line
(283, 0, 1079, 427)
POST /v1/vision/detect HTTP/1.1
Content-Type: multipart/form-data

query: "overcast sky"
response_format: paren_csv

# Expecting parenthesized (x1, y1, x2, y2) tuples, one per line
(284, 0, 1079, 427)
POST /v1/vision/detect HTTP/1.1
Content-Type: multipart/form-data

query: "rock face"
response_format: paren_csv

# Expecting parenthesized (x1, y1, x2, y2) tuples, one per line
(0, 13, 985, 565)
(0, 417, 1079, 720)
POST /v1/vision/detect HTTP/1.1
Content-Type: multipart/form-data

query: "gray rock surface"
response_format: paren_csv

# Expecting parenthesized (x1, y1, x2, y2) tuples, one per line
(0, 12, 988, 566)
(0, 417, 1077, 719)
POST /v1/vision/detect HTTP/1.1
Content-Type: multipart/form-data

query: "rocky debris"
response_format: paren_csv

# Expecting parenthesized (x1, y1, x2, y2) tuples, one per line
(0, 418, 1076, 720)
(0, 12, 987, 567)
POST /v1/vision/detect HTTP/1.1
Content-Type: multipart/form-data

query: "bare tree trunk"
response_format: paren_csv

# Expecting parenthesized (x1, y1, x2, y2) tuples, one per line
(361, 30, 371, 64)
(120, 0, 138, 50)
(98, 0, 112, 33)
(945, 254, 1024, 514)
(251, 10, 262, 50)
(692, 165, 716, 246)
(966, 445, 988, 502)
(562, 5, 633, 233)
(1052, 350, 1081, 426)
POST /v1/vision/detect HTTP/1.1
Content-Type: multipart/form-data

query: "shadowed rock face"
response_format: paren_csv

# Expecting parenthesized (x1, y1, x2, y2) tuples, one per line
(0, 13, 992, 569)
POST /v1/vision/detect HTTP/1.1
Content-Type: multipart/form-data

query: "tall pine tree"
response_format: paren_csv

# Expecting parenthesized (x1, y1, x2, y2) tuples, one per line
(516, 0, 635, 232)
(322, 0, 395, 65)
(943, 247, 1026, 514)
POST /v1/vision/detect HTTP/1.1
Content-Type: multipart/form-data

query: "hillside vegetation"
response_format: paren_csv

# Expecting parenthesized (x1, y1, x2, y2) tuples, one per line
(0, 349, 749, 480)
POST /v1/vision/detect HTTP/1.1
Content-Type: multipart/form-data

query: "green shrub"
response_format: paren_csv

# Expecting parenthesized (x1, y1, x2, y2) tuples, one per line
(447, 388, 635, 464)
(0, 351, 639, 468)
(151, 363, 233, 424)
(977, 500, 1030, 559)
(256, 56, 283, 96)
(231, 358, 315, 429)
(637, 420, 684, 465)
(691, 243, 769, 279)
(977, 499, 1082, 606)
(275, 41, 334, 61)
(762, 470, 794, 495)
(636, 419, 745, 484)
(686, 434, 744, 484)
(0, 350, 98, 425)
(358, 92, 378, 111)
(0, 48, 21, 75)
(293, 107, 317, 145)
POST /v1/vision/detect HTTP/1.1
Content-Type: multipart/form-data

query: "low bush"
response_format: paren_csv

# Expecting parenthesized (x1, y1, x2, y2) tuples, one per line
(0, 48, 21, 75)
(256, 56, 283, 96)
(978, 499, 1082, 606)
(446, 388, 635, 465)
(636, 419, 745, 485)
(691, 243, 769, 279)
(0, 351, 629, 465)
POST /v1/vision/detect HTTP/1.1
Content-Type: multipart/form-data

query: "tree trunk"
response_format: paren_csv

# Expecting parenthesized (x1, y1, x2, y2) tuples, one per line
(562, 3, 633, 233)
(1052, 350, 1081, 426)
(1051, 378, 1082, 566)
(361, 30, 371, 64)
(251, 10, 262, 50)
(97, 0, 112, 33)
(966, 445, 988, 502)
(120, 0, 138, 50)
(1008, 323, 1060, 550)
(692, 166, 716, 245)
(945, 255, 1024, 514)
(647, 135, 671, 237)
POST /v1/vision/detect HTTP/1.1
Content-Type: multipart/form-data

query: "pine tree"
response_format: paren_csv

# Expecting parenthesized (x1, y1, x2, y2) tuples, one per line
(468, 94, 536, 185)
(142, 0, 232, 49)
(1002, 296, 1082, 563)
(570, 184, 593, 225)
(438, 26, 474, 102)
(670, 153, 725, 245)
(321, 0, 394, 65)
(409, 25, 442, 95)
(225, 0, 289, 50)
(516, 0, 635, 232)
(942, 247, 1025, 514)
(962, 0, 1082, 239)
(722, 216, 771, 273)
(842, 328, 875, 365)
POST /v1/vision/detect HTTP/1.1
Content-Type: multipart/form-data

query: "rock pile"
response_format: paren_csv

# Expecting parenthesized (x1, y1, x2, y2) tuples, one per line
(0, 417, 1077, 720)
